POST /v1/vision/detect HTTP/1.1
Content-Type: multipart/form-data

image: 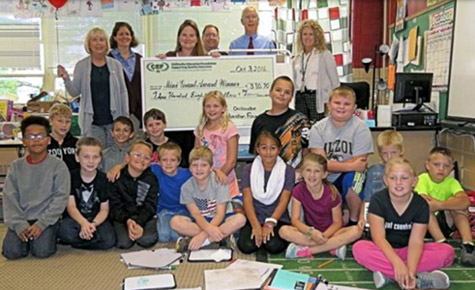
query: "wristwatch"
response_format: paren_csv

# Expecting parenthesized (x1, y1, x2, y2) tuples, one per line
(306, 226, 315, 237)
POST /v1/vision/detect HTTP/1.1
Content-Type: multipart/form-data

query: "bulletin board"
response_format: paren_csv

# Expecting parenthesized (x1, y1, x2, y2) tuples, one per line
(389, 0, 454, 90)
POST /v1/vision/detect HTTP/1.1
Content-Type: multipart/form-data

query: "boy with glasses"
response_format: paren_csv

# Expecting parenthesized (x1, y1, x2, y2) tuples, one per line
(109, 140, 158, 248)
(2, 116, 70, 259)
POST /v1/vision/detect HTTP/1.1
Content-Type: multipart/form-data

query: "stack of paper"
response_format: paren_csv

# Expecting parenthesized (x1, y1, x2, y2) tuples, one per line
(120, 248, 183, 270)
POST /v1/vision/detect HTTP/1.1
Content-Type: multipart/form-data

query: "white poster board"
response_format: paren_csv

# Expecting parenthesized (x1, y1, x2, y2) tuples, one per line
(142, 56, 276, 130)
(447, 0, 475, 121)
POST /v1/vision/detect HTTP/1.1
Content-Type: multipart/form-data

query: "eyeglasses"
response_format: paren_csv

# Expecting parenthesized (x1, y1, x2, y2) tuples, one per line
(24, 133, 48, 140)
(129, 152, 151, 162)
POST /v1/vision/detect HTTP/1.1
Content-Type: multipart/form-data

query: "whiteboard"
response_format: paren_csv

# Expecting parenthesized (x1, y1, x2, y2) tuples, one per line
(447, 0, 475, 121)
(141, 56, 276, 130)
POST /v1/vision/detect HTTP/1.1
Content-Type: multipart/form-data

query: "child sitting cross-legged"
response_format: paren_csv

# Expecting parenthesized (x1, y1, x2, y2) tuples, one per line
(109, 140, 158, 249)
(58, 137, 116, 249)
(415, 147, 475, 266)
(280, 153, 362, 260)
(151, 142, 192, 242)
(170, 147, 246, 252)
(353, 158, 454, 289)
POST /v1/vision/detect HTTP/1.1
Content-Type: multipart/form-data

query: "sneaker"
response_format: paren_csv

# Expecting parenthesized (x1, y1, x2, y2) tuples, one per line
(373, 271, 391, 289)
(218, 236, 236, 250)
(416, 270, 450, 289)
(175, 236, 190, 253)
(285, 243, 313, 259)
(330, 245, 347, 261)
(461, 243, 475, 266)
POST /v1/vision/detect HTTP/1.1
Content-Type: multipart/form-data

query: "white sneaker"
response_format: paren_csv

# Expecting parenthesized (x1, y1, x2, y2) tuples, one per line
(330, 245, 347, 261)
(416, 270, 450, 289)
(373, 271, 390, 289)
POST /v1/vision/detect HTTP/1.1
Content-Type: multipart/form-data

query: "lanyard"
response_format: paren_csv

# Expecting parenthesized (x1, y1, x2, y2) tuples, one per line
(300, 50, 313, 91)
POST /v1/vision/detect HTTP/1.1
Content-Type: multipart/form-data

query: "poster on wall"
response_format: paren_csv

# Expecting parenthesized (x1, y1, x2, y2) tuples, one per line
(395, 0, 407, 33)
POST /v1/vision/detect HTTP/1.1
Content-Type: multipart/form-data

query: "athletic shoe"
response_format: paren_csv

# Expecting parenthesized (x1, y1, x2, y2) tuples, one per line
(416, 270, 450, 289)
(461, 243, 475, 266)
(175, 236, 190, 253)
(285, 243, 313, 259)
(330, 245, 347, 261)
(373, 271, 391, 289)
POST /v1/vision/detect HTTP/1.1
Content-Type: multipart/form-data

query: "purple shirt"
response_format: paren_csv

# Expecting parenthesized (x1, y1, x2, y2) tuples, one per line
(293, 182, 341, 232)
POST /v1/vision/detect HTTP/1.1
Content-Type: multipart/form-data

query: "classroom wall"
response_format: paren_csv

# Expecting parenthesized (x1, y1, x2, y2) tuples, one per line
(439, 131, 475, 190)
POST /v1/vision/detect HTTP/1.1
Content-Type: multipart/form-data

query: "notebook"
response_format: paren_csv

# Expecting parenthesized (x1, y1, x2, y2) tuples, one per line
(123, 273, 176, 290)
(268, 269, 309, 290)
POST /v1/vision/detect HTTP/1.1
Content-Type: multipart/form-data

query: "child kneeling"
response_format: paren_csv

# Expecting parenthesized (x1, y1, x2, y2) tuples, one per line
(170, 147, 245, 252)
(353, 158, 454, 289)
(58, 137, 116, 249)
(280, 153, 361, 260)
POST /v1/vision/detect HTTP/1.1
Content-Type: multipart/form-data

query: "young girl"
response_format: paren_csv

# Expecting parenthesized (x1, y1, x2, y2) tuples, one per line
(237, 131, 295, 254)
(353, 158, 454, 289)
(279, 153, 362, 260)
(194, 90, 239, 198)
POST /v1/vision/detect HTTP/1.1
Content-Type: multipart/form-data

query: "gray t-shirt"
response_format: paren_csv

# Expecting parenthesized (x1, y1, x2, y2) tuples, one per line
(180, 172, 231, 219)
(308, 116, 373, 182)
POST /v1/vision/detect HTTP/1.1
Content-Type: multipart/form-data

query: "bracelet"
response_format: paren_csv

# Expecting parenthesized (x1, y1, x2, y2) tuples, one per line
(264, 223, 275, 229)
(306, 227, 314, 237)
(265, 217, 278, 225)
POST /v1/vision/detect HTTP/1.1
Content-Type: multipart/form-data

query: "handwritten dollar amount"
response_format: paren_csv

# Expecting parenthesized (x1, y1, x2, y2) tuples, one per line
(245, 82, 270, 90)
(234, 65, 269, 73)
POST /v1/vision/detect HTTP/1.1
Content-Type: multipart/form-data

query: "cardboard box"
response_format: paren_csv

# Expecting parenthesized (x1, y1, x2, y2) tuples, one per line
(0, 147, 20, 176)
(27, 101, 55, 113)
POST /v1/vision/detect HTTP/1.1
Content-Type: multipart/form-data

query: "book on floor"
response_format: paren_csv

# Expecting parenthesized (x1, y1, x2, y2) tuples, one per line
(265, 269, 309, 290)
(123, 273, 176, 290)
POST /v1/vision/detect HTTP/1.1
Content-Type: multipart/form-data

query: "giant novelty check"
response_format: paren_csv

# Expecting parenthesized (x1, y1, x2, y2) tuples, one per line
(142, 56, 276, 130)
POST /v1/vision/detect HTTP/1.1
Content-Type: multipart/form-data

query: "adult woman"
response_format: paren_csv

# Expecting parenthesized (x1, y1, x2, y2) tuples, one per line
(160, 19, 206, 57)
(58, 27, 129, 148)
(157, 19, 206, 166)
(293, 19, 339, 122)
(109, 22, 142, 129)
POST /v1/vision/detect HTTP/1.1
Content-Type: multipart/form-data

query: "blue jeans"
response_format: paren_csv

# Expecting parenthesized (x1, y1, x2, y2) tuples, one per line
(2, 221, 59, 260)
(114, 218, 158, 249)
(157, 209, 189, 242)
(90, 124, 114, 149)
(58, 217, 116, 250)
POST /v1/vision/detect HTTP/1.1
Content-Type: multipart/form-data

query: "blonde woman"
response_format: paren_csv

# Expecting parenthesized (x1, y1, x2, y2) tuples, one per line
(58, 27, 129, 148)
(194, 91, 239, 198)
(293, 19, 339, 122)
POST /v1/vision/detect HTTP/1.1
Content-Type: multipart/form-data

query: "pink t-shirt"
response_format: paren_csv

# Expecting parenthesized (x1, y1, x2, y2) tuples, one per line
(194, 123, 239, 196)
(292, 182, 341, 232)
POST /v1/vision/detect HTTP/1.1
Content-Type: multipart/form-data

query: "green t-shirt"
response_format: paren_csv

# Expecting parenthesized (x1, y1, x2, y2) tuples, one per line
(415, 172, 464, 201)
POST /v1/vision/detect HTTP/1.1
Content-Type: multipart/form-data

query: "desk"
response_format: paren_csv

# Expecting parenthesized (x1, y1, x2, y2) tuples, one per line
(0, 139, 23, 176)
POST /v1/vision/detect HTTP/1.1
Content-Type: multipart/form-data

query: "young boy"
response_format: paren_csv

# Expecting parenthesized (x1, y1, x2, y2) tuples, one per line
(362, 130, 404, 201)
(108, 140, 158, 249)
(143, 109, 168, 164)
(100, 116, 134, 173)
(309, 86, 373, 226)
(249, 76, 312, 168)
(58, 137, 116, 250)
(151, 142, 192, 242)
(2, 116, 70, 259)
(415, 147, 475, 266)
(47, 103, 79, 171)
(170, 147, 246, 252)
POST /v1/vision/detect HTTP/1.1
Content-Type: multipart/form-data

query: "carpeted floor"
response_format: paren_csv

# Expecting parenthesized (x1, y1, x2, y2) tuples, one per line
(268, 243, 475, 290)
(0, 223, 254, 290)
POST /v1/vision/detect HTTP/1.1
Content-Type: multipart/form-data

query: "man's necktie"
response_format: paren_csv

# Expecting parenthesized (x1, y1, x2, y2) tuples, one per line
(247, 36, 254, 55)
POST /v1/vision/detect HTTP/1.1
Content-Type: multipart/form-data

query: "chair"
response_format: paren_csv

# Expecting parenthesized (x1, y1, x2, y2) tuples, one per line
(341, 81, 370, 110)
